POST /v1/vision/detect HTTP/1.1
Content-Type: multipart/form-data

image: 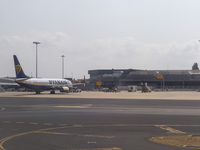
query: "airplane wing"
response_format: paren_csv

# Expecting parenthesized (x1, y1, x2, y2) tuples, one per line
(0, 78, 18, 85)
(0, 83, 18, 86)
(0, 77, 16, 81)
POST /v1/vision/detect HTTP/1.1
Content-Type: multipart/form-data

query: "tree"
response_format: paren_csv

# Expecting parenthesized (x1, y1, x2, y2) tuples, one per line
(192, 63, 199, 70)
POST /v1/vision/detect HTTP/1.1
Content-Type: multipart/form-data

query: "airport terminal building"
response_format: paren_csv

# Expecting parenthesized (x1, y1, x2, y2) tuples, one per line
(88, 69, 200, 90)
(2, 69, 200, 92)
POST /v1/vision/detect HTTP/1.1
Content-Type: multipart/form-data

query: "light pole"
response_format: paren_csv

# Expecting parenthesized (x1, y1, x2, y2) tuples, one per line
(61, 55, 65, 78)
(33, 42, 40, 78)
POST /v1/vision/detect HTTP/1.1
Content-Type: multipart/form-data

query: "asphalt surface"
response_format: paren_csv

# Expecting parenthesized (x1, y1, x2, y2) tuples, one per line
(1, 97, 200, 150)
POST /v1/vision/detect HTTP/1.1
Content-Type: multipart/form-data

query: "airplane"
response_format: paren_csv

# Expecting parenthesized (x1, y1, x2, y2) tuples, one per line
(13, 55, 73, 94)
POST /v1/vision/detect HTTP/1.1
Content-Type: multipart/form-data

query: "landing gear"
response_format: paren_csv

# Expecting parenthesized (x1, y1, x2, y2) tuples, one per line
(36, 91, 40, 94)
(50, 90, 55, 94)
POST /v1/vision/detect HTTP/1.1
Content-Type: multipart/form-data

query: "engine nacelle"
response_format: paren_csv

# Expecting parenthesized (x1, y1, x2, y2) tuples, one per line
(60, 87, 69, 92)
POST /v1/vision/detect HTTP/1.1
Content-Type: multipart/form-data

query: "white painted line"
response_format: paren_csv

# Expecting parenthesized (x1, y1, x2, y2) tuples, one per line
(29, 122, 38, 125)
(55, 104, 92, 109)
(0, 107, 5, 112)
(88, 141, 97, 144)
(2, 121, 10, 123)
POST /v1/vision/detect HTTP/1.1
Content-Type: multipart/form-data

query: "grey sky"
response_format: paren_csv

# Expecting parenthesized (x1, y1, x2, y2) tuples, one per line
(1, 0, 200, 79)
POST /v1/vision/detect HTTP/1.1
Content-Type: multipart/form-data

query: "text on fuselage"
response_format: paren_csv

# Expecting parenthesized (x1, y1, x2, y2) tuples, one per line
(49, 80, 68, 85)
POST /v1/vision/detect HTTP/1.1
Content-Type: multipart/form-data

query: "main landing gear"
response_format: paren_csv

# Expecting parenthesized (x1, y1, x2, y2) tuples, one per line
(50, 90, 55, 94)
(36, 91, 40, 94)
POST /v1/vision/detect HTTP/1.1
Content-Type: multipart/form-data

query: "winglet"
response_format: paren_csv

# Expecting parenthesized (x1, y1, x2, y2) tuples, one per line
(13, 55, 29, 78)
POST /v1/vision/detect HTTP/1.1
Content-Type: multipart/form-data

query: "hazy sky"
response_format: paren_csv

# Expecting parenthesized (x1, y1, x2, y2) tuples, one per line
(1, 0, 200, 79)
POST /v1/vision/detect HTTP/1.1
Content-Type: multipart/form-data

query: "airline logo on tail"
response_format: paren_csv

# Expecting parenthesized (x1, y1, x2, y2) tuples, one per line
(15, 65, 21, 75)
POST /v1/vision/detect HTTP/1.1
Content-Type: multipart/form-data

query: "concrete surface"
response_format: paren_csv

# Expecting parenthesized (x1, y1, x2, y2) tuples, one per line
(2, 97, 200, 150)
(0, 91, 200, 100)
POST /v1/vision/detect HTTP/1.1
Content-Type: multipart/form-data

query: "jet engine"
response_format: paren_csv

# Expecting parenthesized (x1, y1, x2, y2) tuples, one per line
(60, 87, 69, 92)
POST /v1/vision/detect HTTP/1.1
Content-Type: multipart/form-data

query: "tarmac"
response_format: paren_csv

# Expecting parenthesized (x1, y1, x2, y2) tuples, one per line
(1, 91, 200, 149)
(0, 91, 200, 100)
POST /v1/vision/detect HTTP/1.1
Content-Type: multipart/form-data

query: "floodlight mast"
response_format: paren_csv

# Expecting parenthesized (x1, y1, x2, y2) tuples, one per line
(61, 55, 65, 79)
(33, 42, 41, 78)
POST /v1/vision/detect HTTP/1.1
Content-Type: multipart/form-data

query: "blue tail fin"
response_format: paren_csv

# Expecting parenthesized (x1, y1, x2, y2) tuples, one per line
(13, 55, 29, 78)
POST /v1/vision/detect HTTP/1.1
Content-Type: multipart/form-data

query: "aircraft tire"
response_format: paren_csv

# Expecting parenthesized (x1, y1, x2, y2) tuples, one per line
(50, 90, 55, 94)
(36, 91, 40, 94)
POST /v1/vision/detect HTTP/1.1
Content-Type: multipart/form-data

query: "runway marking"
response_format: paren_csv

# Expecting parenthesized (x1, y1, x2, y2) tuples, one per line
(29, 122, 38, 125)
(0, 107, 5, 112)
(88, 141, 97, 144)
(155, 125, 186, 134)
(36, 131, 114, 138)
(150, 125, 200, 149)
(0, 123, 198, 150)
(4, 121, 200, 128)
(55, 104, 92, 109)
(0, 124, 118, 150)
(0, 130, 37, 150)
(0, 126, 70, 150)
